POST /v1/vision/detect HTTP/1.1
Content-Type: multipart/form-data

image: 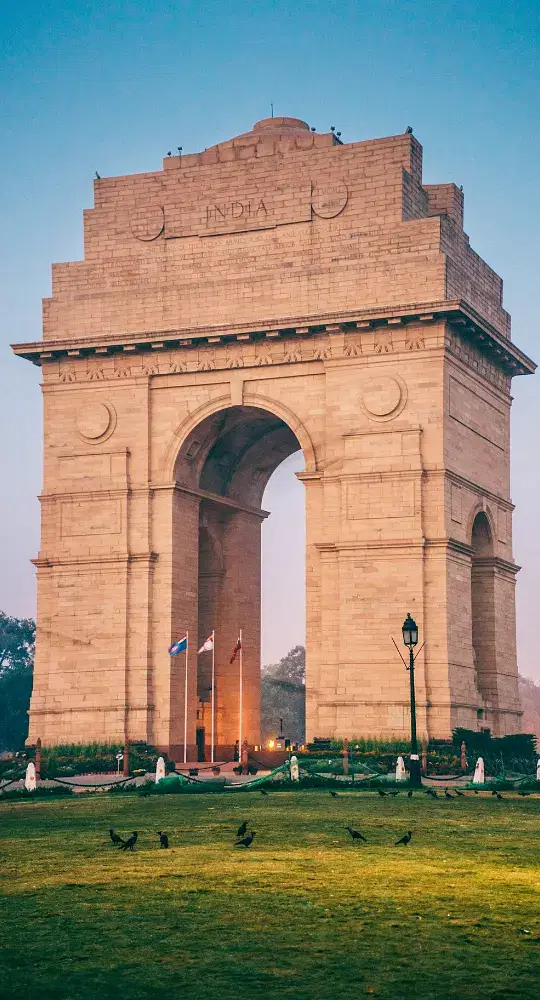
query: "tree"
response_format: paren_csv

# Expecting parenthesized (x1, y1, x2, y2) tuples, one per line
(0, 612, 36, 751)
(261, 645, 306, 743)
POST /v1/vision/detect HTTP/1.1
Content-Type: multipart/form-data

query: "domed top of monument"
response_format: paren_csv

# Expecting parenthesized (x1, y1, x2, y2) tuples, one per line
(250, 116, 311, 134)
(163, 116, 339, 170)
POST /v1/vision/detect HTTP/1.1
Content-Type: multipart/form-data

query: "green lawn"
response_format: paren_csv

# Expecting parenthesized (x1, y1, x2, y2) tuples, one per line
(0, 790, 539, 1000)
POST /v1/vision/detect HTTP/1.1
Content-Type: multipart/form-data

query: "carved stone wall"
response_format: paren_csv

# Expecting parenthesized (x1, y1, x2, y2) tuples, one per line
(15, 116, 534, 752)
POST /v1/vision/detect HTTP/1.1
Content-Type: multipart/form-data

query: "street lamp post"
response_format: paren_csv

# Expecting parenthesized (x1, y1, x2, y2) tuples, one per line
(402, 612, 422, 788)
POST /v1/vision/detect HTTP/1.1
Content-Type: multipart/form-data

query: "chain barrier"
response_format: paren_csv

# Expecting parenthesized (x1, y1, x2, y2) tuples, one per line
(45, 774, 138, 789)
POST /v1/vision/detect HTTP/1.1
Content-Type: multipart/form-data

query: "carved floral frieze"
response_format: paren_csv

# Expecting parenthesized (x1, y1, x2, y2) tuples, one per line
(46, 323, 509, 389)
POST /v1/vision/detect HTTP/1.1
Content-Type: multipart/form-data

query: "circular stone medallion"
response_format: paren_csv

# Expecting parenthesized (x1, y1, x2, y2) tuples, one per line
(129, 205, 165, 241)
(361, 375, 405, 419)
(311, 180, 348, 218)
(76, 401, 115, 441)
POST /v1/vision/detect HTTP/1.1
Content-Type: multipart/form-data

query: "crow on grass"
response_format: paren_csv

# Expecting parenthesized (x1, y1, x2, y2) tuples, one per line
(407, 790, 414, 798)
(377, 789, 386, 798)
(346, 827, 367, 843)
(109, 829, 123, 845)
(236, 831, 256, 848)
(157, 831, 169, 849)
(444, 790, 455, 800)
(395, 831, 412, 846)
(329, 791, 339, 798)
(260, 790, 269, 796)
(426, 789, 438, 799)
(120, 832, 138, 851)
(237, 820, 249, 838)
(455, 790, 465, 797)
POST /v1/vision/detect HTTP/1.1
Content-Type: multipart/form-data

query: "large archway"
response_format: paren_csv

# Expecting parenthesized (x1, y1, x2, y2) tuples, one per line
(172, 405, 304, 759)
(470, 510, 497, 724)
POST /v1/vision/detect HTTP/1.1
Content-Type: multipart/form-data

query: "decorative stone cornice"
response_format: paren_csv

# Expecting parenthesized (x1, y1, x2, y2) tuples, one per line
(11, 298, 536, 378)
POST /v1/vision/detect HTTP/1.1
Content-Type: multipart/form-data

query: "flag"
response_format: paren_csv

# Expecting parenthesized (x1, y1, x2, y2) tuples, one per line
(169, 636, 188, 656)
(229, 636, 242, 664)
(198, 634, 214, 654)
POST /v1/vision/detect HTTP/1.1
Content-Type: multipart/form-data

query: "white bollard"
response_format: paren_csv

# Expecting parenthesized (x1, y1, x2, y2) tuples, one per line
(536, 759, 540, 782)
(473, 757, 485, 784)
(290, 755, 299, 781)
(155, 756, 166, 783)
(395, 756, 407, 782)
(25, 762, 37, 792)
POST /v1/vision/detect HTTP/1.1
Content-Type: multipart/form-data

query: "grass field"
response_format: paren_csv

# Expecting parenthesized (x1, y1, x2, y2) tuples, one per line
(1, 790, 539, 1000)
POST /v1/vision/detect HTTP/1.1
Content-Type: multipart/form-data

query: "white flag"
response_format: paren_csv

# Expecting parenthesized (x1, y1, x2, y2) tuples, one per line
(198, 634, 214, 653)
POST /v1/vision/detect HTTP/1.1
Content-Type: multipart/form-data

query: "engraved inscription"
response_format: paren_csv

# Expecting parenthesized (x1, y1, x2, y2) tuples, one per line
(311, 181, 348, 218)
(130, 206, 165, 242)
(206, 199, 268, 228)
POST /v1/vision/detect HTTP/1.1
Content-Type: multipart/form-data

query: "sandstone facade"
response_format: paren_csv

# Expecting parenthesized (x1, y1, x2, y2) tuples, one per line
(13, 116, 535, 756)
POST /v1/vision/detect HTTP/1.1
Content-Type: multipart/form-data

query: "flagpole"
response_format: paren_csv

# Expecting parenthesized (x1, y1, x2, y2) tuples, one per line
(238, 628, 243, 756)
(211, 630, 215, 763)
(183, 631, 189, 765)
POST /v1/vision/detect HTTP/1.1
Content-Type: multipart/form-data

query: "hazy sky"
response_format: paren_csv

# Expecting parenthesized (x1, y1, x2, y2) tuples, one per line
(1, 1, 539, 674)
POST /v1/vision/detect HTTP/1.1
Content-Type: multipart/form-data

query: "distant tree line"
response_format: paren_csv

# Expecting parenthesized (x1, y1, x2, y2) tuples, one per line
(260, 644, 306, 743)
(0, 612, 35, 751)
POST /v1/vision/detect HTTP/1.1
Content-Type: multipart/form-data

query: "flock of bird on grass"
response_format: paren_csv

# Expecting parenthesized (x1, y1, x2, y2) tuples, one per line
(107, 784, 531, 853)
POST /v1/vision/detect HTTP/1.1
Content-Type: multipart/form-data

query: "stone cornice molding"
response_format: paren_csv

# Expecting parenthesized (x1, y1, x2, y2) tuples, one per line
(472, 555, 520, 575)
(32, 552, 159, 569)
(150, 481, 269, 520)
(12, 298, 535, 377)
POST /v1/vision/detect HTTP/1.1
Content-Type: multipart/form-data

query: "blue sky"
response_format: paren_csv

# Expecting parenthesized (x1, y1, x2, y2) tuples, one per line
(1, 1, 539, 674)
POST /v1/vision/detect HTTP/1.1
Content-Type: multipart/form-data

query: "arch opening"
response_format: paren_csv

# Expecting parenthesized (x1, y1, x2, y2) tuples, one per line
(470, 511, 496, 720)
(173, 405, 304, 759)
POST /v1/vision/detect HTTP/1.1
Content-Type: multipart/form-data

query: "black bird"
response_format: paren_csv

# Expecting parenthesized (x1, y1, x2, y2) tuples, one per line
(389, 790, 399, 797)
(236, 820, 249, 838)
(455, 790, 465, 797)
(426, 788, 438, 799)
(395, 830, 412, 846)
(109, 828, 123, 845)
(330, 791, 339, 798)
(407, 790, 414, 798)
(120, 832, 138, 851)
(346, 827, 367, 843)
(493, 791, 504, 800)
(405, 126, 413, 134)
(445, 790, 455, 800)
(236, 831, 256, 848)
(473, 789, 479, 794)
(260, 789, 269, 796)
(157, 831, 169, 849)
(95, 171, 101, 179)
(377, 788, 386, 797)
(518, 791, 531, 797)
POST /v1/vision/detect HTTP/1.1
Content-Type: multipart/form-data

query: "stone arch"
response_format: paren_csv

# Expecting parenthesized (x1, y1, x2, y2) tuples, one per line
(470, 509, 496, 720)
(466, 502, 496, 552)
(161, 390, 317, 485)
(164, 397, 308, 759)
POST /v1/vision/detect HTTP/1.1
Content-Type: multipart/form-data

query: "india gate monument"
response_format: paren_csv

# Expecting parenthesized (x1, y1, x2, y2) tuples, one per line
(13, 116, 535, 757)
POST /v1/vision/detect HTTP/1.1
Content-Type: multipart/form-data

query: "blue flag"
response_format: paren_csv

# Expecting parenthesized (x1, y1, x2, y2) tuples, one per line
(169, 636, 188, 656)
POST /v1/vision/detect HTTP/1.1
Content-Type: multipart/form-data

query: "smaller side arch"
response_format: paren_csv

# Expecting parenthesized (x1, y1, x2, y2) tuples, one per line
(466, 502, 496, 552)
